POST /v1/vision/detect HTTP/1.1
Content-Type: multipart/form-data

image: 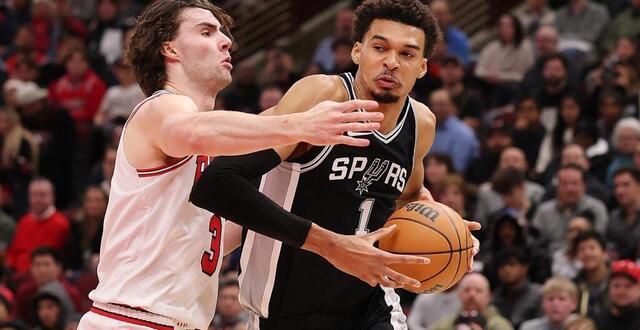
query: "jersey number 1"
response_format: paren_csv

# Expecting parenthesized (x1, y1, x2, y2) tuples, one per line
(201, 215, 222, 276)
(355, 199, 375, 235)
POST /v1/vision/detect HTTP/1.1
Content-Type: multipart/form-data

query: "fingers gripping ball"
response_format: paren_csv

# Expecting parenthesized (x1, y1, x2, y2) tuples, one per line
(379, 200, 472, 294)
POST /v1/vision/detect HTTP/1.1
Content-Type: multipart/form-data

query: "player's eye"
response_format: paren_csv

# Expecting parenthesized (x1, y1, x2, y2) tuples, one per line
(373, 45, 385, 52)
(402, 52, 415, 58)
(201, 30, 211, 37)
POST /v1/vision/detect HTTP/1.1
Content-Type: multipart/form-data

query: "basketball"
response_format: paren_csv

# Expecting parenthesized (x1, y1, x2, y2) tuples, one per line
(378, 200, 473, 294)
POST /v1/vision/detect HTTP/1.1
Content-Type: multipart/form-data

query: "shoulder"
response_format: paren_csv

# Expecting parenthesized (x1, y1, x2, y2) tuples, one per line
(447, 117, 475, 139)
(520, 39, 534, 51)
(610, 207, 623, 218)
(267, 74, 349, 116)
(482, 40, 501, 52)
(289, 74, 348, 102)
(448, 27, 468, 40)
(428, 316, 455, 330)
(525, 181, 545, 195)
(139, 93, 198, 120)
(590, 2, 609, 15)
(52, 212, 70, 224)
(583, 195, 606, 209)
(410, 99, 436, 133)
(537, 200, 556, 213)
(520, 317, 545, 330)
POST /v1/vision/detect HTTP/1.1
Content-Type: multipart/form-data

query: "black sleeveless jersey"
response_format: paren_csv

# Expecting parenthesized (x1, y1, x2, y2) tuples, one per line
(238, 73, 418, 318)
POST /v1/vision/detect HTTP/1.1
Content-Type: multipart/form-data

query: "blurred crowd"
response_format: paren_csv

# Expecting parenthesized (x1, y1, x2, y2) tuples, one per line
(0, 0, 638, 329)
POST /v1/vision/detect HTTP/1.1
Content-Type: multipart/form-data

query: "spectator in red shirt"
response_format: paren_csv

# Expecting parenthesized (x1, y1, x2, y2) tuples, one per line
(5, 177, 70, 274)
(14, 247, 81, 326)
(48, 49, 107, 139)
(3, 25, 46, 77)
(30, 0, 86, 57)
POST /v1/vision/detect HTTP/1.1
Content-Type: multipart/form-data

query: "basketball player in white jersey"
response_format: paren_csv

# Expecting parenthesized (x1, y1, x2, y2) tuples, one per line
(78, 1, 432, 329)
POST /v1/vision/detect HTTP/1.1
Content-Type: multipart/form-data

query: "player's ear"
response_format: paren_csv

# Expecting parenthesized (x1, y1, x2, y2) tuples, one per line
(417, 58, 428, 79)
(161, 42, 179, 60)
(351, 42, 362, 65)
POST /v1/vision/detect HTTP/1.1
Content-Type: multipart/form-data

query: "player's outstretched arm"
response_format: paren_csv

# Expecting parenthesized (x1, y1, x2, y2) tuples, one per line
(148, 94, 383, 159)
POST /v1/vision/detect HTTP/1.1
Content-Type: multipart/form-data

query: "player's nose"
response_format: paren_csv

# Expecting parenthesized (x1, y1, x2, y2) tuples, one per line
(220, 34, 232, 51)
(383, 53, 400, 71)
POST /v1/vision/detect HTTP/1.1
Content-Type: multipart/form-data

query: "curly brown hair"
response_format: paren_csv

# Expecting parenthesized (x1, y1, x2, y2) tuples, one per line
(352, 0, 441, 57)
(128, 0, 235, 96)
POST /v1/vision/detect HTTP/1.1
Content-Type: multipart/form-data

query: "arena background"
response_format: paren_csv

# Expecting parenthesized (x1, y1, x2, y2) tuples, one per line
(0, 0, 638, 329)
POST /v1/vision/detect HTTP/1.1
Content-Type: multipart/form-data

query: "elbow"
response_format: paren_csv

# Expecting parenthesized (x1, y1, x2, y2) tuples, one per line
(190, 173, 223, 212)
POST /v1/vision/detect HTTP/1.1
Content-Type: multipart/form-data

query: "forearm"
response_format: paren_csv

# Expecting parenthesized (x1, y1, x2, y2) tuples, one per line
(165, 111, 305, 157)
(190, 149, 312, 247)
(300, 223, 341, 257)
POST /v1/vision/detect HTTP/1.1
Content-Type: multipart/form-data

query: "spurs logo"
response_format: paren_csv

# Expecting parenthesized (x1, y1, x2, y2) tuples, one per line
(356, 158, 389, 194)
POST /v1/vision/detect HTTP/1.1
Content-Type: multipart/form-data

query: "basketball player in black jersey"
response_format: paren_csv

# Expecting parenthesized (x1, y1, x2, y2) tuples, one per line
(191, 0, 480, 329)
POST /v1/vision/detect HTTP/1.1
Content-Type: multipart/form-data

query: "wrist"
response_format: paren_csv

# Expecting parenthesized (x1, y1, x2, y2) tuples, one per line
(301, 223, 339, 257)
(279, 112, 308, 144)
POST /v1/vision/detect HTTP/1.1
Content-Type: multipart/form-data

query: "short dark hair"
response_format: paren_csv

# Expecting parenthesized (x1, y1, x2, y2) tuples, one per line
(597, 88, 625, 107)
(352, 0, 441, 57)
(441, 54, 462, 67)
(424, 153, 455, 173)
(557, 163, 586, 181)
(495, 247, 530, 268)
(129, 0, 235, 96)
(31, 246, 61, 264)
(491, 167, 525, 195)
(515, 95, 539, 110)
(612, 167, 640, 183)
(542, 52, 569, 70)
(573, 230, 605, 252)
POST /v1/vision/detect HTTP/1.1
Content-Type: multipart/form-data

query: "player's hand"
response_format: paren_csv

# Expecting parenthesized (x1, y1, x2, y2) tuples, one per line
(296, 99, 383, 147)
(417, 186, 434, 201)
(416, 188, 481, 272)
(463, 220, 481, 272)
(305, 224, 430, 288)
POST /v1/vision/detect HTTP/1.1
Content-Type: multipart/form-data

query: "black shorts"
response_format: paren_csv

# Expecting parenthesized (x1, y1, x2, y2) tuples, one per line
(252, 287, 406, 330)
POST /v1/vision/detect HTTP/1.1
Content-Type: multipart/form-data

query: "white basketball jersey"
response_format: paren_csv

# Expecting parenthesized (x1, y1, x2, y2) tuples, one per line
(89, 90, 223, 330)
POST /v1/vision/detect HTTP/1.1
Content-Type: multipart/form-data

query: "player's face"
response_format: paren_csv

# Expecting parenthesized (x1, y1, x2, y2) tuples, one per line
(170, 8, 233, 93)
(352, 19, 427, 104)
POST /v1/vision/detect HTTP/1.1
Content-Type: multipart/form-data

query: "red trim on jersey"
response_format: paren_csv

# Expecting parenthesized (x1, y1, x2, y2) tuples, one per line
(90, 306, 174, 330)
(137, 156, 194, 177)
